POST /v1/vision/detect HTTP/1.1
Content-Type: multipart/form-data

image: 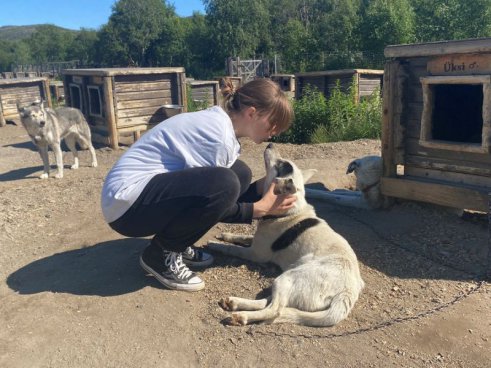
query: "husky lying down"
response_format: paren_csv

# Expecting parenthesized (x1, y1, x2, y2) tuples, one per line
(17, 101, 98, 179)
(207, 143, 364, 327)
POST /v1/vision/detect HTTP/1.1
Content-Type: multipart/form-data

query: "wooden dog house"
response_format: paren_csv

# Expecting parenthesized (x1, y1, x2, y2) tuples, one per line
(381, 38, 491, 212)
(62, 67, 187, 148)
(295, 69, 383, 102)
(215, 76, 242, 90)
(271, 74, 295, 92)
(0, 77, 51, 127)
(186, 79, 220, 109)
(49, 80, 64, 102)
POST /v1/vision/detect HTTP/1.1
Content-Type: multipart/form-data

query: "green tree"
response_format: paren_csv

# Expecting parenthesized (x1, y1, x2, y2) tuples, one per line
(0, 40, 15, 71)
(147, 15, 185, 67)
(359, 0, 416, 56)
(412, 0, 491, 42)
(96, 0, 174, 66)
(275, 19, 313, 73)
(12, 41, 32, 66)
(204, 0, 271, 70)
(180, 13, 215, 78)
(66, 28, 98, 66)
(312, 0, 362, 69)
(27, 25, 75, 63)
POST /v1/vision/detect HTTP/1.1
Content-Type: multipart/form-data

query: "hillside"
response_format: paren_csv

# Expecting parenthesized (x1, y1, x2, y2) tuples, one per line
(0, 24, 75, 41)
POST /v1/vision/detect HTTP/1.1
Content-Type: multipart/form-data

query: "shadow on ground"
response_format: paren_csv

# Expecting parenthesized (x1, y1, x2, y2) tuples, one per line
(6, 238, 156, 296)
(311, 199, 489, 282)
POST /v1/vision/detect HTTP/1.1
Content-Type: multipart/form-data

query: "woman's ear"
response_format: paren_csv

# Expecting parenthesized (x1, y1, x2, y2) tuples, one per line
(246, 106, 256, 119)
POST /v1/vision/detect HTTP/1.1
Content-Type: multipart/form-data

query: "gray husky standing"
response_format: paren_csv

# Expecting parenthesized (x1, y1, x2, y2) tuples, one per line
(208, 143, 364, 327)
(17, 101, 98, 179)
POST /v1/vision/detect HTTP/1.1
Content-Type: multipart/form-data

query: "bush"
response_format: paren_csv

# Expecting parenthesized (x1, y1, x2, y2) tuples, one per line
(186, 84, 211, 112)
(275, 85, 329, 144)
(277, 78, 382, 144)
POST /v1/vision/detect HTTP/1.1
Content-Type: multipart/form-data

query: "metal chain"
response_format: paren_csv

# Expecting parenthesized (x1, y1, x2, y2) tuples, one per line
(247, 280, 485, 339)
(246, 205, 490, 339)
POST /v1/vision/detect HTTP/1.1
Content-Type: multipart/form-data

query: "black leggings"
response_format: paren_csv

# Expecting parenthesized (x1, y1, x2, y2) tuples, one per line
(109, 160, 261, 252)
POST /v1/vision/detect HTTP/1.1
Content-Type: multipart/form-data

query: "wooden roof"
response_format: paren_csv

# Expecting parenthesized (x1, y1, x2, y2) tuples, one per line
(0, 77, 48, 86)
(294, 69, 383, 77)
(385, 37, 491, 58)
(62, 67, 185, 76)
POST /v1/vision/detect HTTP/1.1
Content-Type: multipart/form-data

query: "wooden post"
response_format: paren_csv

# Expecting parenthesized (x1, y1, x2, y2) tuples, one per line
(42, 79, 52, 108)
(103, 76, 118, 149)
(0, 98, 6, 127)
(488, 193, 491, 280)
(381, 61, 399, 178)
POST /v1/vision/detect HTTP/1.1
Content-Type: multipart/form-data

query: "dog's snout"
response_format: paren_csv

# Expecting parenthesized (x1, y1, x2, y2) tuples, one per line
(39, 120, 46, 127)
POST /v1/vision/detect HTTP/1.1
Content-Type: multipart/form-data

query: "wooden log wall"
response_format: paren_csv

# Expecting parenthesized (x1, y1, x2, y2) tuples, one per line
(189, 82, 219, 107)
(114, 74, 177, 128)
(296, 73, 382, 101)
(0, 80, 50, 121)
(359, 75, 383, 97)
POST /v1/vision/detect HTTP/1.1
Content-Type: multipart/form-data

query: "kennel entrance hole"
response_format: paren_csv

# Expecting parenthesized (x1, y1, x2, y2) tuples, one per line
(431, 84, 483, 144)
(69, 84, 83, 110)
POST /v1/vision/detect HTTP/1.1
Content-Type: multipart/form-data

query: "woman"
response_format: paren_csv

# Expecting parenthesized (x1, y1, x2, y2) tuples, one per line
(101, 78, 295, 291)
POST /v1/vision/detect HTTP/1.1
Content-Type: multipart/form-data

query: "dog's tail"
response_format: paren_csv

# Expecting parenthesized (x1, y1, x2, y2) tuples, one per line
(274, 291, 357, 327)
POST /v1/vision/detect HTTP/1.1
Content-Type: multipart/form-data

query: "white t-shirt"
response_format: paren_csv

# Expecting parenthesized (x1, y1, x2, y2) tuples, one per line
(101, 106, 241, 223)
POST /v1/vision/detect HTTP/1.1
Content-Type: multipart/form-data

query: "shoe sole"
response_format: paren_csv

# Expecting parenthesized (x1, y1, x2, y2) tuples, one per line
(182, 256, 214, 268)
(139, 256, 205, 292)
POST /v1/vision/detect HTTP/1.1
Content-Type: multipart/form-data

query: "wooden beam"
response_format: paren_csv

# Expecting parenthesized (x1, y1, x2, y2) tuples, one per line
(103, 76, 118, 149)
(385, 38, 491, 58)
(381, 61, 399, 177)
(381, 177, 489, 212)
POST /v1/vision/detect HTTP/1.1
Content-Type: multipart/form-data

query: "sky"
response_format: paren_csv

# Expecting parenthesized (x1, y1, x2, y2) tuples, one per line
(0, 0, 206, 30)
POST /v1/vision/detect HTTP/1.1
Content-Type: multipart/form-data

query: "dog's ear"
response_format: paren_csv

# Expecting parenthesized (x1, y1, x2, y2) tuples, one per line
(302, 169, 317, 182)
(346, 160, 359, 174)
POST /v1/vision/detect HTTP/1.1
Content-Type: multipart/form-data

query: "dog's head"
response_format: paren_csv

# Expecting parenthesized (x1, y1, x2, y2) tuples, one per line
(263, 143, 316, 209)
(17, 100, 48, 128)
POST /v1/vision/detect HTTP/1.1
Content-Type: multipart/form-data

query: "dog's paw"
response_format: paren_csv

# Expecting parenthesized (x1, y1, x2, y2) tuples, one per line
(54, 172, 63, 179)
(70, 163, 79, 170)
(225, 313, 247, 326)
(219, 297, 237, 311)
(90, 161, 98, 168)
(39, 173, 49, 179)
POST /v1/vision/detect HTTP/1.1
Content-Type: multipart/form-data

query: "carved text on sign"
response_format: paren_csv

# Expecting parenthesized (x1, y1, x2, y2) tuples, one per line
(428, 54, 491, 75)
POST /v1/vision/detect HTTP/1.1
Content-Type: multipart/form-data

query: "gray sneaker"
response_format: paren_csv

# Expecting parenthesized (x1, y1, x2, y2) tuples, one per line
(181, 246, 214, 267)
(140, 244, 204, 292)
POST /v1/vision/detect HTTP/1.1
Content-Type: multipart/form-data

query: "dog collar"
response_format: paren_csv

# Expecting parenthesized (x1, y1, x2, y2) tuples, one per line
(361, 180, 380, 193)
(260, 214, 286, 221)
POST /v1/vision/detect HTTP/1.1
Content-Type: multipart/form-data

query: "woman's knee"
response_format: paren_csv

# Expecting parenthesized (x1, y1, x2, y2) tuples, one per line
(212, 167, 242, 200)
(229, 160, 252, 193)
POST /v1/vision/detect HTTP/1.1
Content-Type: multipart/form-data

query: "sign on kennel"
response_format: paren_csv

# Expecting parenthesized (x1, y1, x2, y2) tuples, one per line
(62, 67, 187, 149)
(381, 38, 491, 212)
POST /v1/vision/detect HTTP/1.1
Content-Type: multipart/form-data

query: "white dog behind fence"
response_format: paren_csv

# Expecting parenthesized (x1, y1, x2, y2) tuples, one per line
(306, 155, 385, 209)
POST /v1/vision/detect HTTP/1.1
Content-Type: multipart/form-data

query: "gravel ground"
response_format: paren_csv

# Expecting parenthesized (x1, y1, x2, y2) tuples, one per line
(0, 122, 490, 368)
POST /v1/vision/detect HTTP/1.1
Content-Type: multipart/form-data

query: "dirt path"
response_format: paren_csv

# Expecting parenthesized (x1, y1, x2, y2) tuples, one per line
(1, 123, 489, 368)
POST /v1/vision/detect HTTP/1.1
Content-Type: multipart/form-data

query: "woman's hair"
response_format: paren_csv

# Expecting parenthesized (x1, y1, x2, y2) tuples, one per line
(220, 77, 293, 134)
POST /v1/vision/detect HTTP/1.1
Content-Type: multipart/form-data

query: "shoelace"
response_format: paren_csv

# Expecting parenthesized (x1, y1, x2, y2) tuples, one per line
(164, 252, 193, 279)
(183, 247, 195, 259)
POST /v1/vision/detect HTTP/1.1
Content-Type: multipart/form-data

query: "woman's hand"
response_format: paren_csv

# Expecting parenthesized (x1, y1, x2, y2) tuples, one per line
(252, 182, 296, 218)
